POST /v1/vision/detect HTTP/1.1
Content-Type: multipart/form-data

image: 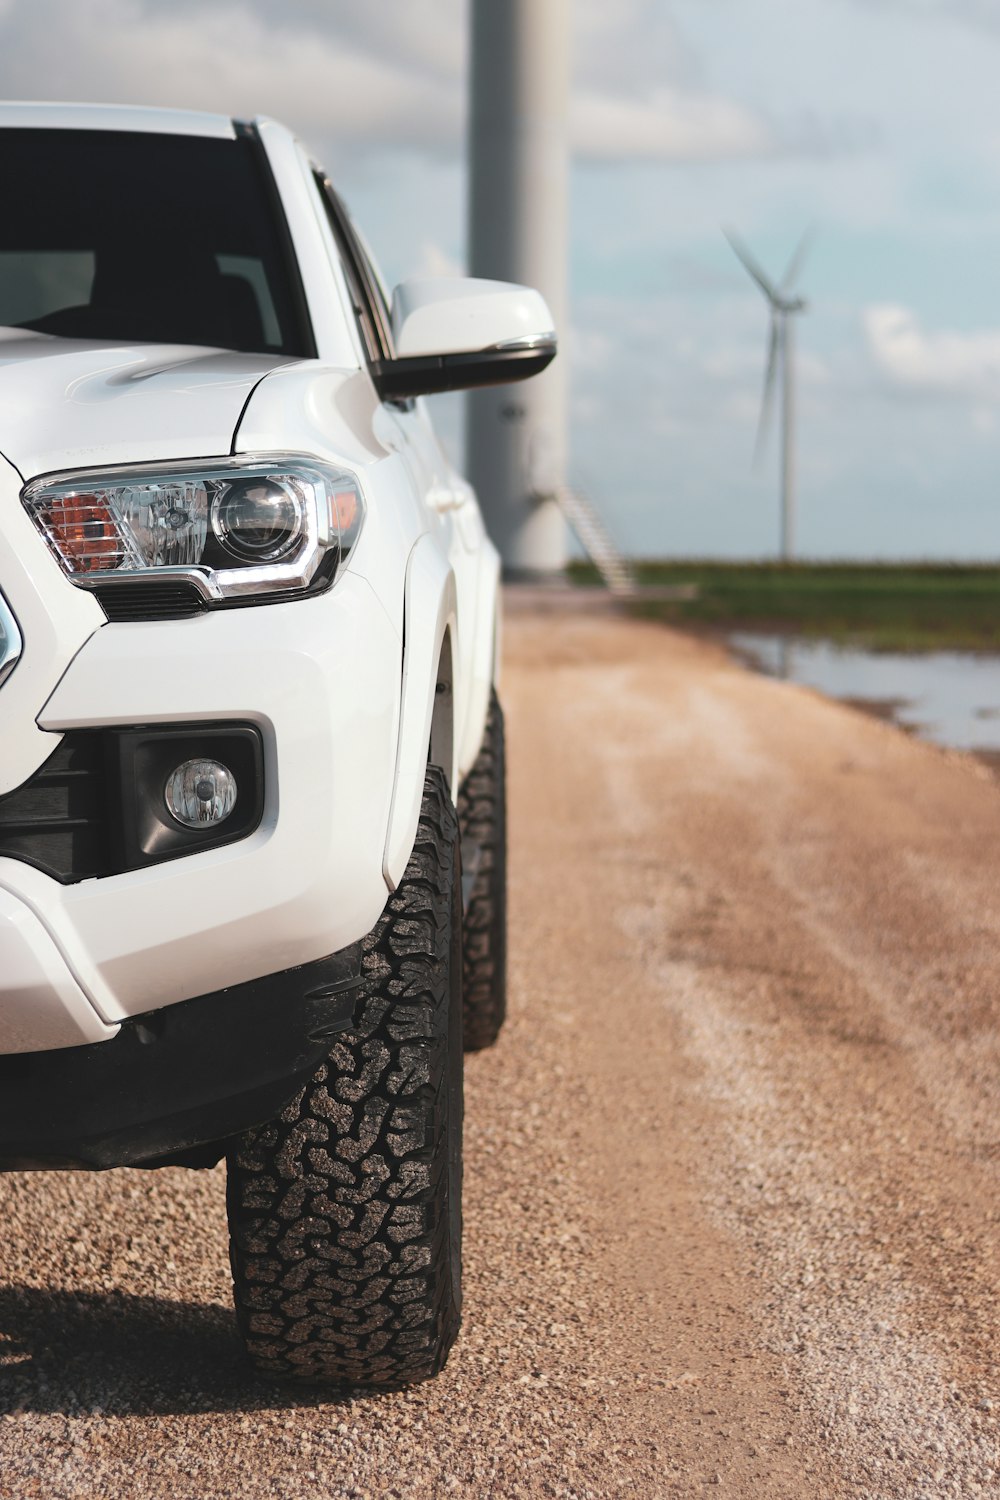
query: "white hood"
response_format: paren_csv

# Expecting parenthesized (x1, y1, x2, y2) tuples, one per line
(0, 329, 299, 481)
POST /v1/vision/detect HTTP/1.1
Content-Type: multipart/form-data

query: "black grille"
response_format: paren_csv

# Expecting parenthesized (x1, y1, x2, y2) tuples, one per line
(0, 733, 110, 883)
(92, 581, 208, 622)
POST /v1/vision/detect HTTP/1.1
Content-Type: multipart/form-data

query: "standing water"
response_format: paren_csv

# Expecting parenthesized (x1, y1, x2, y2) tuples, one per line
(731, 634, 1000, 755)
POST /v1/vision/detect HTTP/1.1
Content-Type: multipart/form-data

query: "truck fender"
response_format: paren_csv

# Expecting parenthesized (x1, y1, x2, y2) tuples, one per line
(457, 538, 501, 783)
(382, 534, 458, 890)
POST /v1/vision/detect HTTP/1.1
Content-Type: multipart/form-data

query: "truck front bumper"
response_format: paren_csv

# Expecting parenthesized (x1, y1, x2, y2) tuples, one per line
(0, 941, 364, 1170)
(0, 886, 116, 1051)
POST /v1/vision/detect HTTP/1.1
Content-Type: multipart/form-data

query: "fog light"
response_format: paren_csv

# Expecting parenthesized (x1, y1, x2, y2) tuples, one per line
(165, 759, 237, 828)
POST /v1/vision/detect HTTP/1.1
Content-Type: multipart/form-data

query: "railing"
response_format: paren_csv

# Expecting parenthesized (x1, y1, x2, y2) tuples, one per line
(543, 485, 637, 597)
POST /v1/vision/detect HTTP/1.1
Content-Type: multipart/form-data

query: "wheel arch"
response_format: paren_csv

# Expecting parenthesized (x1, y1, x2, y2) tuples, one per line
(382, 533, 458, 890)
(456, 537, 501, 783)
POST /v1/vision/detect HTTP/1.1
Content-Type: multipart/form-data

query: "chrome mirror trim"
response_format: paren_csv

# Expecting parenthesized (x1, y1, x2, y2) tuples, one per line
(489, 332, 557, 352)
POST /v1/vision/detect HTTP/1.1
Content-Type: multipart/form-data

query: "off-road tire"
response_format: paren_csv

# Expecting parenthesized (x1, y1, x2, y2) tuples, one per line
(226, 767, 463, 1387)
(457, 689, 507, 1051)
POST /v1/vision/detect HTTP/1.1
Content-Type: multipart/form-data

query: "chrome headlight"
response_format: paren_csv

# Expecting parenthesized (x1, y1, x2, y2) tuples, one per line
(21, 454, 365, 605)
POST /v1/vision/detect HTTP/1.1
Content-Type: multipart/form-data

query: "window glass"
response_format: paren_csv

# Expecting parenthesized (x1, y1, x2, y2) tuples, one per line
(0, 129, 311, 356)
(351, 224, 393, 338)
(0, 251, 94, 327)
(216, 254, 282, 349)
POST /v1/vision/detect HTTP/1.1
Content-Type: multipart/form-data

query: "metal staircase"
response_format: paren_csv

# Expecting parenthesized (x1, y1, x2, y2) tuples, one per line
(548, 485, 637, 597)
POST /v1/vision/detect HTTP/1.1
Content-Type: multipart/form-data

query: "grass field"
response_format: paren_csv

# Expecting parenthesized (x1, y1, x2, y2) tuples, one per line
(568, 561, 1000, 652)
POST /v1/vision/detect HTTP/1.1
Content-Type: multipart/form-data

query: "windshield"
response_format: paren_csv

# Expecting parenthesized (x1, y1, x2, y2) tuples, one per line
(0, 129, 312, 357)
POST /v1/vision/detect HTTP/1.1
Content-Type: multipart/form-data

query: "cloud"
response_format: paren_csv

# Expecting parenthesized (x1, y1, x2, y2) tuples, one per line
(864, 303, 1000, 397)
(0, 0, 465, 157)
(572, 1, 867, 162)
(571, 87, 774, 163)
(574, 0, 703, 94)
(577, 0, 773, 162)
(0, 0, 787, 166)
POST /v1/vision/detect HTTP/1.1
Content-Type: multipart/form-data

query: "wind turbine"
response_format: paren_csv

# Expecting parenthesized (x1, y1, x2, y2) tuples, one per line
(724, 228, 811, 561)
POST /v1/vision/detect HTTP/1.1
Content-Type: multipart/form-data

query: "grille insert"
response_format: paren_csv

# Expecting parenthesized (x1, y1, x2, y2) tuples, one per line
(93, 580, 208, 622)
(0, 734, 110, 883)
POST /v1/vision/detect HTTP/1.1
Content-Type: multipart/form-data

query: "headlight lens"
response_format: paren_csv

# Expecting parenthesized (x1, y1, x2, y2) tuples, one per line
(22, 454, 364, 605)
(210, 478, 304, 563)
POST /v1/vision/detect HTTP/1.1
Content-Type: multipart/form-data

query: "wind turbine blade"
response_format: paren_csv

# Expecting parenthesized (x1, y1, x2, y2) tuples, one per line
(723, 227, 780, 302)
(780, 226, 815, 294)
(754, 314, 780, 468)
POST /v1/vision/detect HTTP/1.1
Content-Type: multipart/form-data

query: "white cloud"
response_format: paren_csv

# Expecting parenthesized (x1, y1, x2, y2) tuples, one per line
(0, 0, 464, 156)
(574, 0, 702, 93)
(0, 0, 787, 166)
(865, 303, 1000, 397)
(571, 87, 774, 162)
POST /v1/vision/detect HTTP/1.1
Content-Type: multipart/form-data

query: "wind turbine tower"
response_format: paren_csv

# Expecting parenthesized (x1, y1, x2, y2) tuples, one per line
(467, 0, 570, 578)
(725, 230, 811, 561)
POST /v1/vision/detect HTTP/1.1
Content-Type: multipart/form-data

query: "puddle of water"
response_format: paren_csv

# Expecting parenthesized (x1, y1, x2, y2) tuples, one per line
(730, 633, 1000, 754)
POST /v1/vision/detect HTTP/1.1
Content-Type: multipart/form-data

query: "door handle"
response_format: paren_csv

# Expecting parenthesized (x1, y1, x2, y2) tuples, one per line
(428, 485, 464, 513)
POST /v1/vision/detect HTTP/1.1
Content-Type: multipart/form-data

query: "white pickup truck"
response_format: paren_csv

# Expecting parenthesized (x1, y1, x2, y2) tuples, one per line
(0, 101, 555, 1388)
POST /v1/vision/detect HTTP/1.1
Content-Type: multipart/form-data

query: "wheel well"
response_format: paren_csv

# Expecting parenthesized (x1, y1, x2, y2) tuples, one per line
(429, 628, 454, 792)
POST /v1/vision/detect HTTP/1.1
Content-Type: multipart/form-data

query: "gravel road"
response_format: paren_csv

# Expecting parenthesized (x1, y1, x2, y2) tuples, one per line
(1, 598, 998, 1498)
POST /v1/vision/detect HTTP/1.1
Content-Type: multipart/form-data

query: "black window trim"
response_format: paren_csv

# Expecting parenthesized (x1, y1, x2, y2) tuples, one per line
(314, 173, 398, 369)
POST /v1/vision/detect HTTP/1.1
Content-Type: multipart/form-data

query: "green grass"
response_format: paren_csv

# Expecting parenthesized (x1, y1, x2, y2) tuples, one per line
(568, 560, 1000, 651)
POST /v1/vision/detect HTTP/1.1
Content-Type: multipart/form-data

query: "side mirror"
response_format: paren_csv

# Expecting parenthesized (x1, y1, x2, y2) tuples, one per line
(372, 277, 556, 400)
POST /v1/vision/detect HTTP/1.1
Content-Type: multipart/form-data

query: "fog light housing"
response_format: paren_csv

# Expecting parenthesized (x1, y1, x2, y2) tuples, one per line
(165, 759, 238, 828)
(109, 724, 264, 870)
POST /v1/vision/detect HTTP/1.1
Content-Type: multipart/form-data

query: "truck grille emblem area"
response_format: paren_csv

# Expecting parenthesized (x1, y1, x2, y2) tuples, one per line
(0, 591, 22, 688)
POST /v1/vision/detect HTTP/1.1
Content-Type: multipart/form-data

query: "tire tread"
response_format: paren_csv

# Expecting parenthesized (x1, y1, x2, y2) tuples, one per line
(226, 767, 462, 1387)
(457, 690, 507, 1051)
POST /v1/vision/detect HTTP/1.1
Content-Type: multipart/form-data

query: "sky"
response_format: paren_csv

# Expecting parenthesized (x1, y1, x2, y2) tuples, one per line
(0, 0, 999, 559)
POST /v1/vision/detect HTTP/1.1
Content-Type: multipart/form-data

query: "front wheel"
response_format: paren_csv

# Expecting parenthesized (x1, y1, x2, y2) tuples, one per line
(226, 766, 464, 1387)
(457, 689, 507, 1051)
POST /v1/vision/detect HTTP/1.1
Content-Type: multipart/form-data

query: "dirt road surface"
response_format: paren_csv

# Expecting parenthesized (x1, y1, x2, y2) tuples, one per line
(1, 599, 998, 1499)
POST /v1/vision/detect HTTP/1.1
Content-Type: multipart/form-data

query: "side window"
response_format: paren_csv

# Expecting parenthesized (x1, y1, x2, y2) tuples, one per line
(352, 229, 393, 339)
(313, 173, 394, 366)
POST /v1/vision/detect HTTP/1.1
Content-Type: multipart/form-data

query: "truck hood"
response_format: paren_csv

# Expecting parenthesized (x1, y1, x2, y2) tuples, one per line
(0, 329, 299, 481)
